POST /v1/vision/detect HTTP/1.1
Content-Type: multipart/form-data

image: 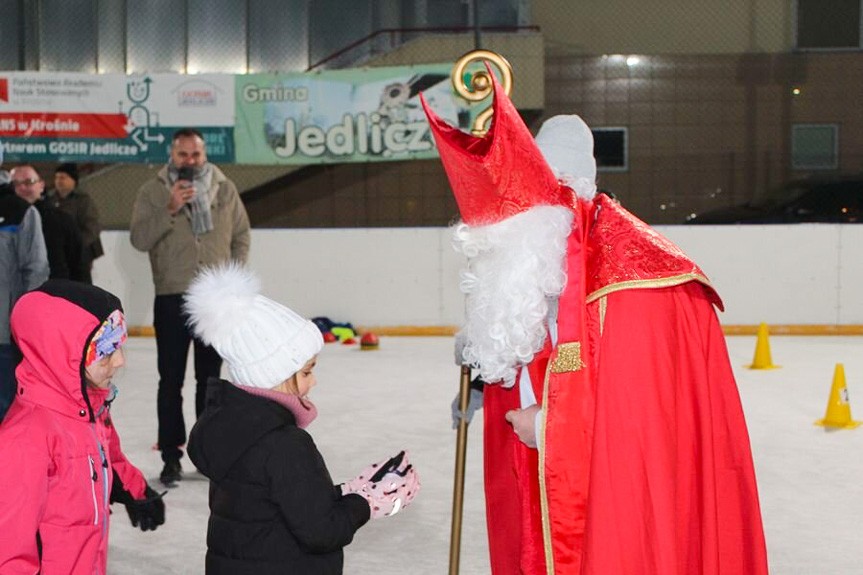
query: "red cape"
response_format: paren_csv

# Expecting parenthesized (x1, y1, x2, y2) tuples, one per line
(482, 195, 768, 574)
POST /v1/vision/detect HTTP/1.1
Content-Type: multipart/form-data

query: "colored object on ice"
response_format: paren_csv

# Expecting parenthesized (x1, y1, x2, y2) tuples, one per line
(342, 337, 357, 345)
(312, 317, 357, 340)
(331, 326, 356, 341)
(312, 317, 334, 334)
(323, 332, 337, 343)
(815, 363, 861, 429)
(748, 322, 779, 369)
(360, 332, 379, 350)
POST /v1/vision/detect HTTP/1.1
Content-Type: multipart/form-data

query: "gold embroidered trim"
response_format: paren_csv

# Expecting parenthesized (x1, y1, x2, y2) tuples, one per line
(538, 356, 556, 575)
(586, 273, 713, 304)
(599, 296, 607, 336)
(550, 342, 583, 373)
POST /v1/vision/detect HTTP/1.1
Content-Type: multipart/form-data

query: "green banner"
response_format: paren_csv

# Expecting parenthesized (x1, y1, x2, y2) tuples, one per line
(1, 128, 233, 164)
(234, 65, 477, 165)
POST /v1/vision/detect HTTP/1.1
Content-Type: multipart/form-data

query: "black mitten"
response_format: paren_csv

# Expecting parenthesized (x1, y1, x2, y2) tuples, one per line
(111, 472, 166, 532)
(125, 485, 166, 532)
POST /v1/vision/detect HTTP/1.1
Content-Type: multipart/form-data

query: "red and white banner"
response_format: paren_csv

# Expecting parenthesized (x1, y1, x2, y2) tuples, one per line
(0, 112, 127, 138)
(0, 72, 234, 163)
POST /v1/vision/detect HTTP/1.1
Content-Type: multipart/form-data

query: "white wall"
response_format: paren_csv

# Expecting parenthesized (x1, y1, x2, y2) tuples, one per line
(661, 225, 863, 325)
(95, 228, 467, 328)
(95, 224, 863, 328)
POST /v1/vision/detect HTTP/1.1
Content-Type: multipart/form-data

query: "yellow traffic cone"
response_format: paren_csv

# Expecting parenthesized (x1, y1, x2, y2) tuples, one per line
(747, 323, 779, 369)
(815, 364, 861, 429)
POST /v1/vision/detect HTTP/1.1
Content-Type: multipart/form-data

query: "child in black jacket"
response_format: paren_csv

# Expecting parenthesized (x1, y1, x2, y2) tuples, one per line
(186, 264, 418, 575)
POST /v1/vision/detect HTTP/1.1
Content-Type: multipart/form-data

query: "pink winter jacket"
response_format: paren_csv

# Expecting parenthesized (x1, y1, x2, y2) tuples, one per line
(0, 287, 147, 575)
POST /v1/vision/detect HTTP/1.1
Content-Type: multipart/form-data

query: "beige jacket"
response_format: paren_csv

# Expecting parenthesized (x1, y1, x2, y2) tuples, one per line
(130, 165, 250, 295)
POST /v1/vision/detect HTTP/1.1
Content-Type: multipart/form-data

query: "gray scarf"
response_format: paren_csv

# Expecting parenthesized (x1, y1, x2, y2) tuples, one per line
(167, 162, 215, 235)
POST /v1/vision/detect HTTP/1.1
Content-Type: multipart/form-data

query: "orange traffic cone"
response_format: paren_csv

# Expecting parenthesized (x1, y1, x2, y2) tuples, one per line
(815, 364, 861, 429)
(747, 323, 779, 369)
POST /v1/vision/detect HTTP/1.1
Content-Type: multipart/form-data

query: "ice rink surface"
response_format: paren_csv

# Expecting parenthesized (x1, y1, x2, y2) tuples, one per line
(106, 335, 863, 575)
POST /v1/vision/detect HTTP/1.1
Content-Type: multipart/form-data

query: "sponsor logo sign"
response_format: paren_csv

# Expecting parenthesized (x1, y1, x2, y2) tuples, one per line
(0, 72, 234, 163)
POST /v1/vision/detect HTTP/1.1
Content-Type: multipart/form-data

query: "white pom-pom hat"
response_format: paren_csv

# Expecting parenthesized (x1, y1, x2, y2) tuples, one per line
(184, 262, 323, 390)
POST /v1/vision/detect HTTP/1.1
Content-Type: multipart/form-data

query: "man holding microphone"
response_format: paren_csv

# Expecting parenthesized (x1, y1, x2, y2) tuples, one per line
(130, 128, 250, 486)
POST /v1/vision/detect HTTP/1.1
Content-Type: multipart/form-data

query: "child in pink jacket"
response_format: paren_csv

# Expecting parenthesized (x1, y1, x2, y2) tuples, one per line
(0, 280, 165, 574)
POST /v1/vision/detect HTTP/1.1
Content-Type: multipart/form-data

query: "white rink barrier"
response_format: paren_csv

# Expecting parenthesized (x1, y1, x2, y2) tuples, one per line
(94, 224, 863, 330)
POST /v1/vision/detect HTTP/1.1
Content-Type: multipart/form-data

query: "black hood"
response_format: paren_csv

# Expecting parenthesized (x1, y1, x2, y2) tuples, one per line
(37, 279, 123, 322)
(188, 379, 297, 482)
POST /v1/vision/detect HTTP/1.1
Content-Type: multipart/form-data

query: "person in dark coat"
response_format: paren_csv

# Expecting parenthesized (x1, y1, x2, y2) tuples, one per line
(185, 263, 420, 575)
(51, 163, 104, 284)
(11, 164, 87, 281)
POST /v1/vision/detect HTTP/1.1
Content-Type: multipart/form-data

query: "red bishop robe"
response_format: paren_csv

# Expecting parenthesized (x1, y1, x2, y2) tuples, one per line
(482, 193, 768, 575)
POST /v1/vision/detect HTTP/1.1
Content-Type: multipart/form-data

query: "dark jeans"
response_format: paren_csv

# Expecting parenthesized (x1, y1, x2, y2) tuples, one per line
(0, 344, 15, 422)
(154, 294, 222, 462)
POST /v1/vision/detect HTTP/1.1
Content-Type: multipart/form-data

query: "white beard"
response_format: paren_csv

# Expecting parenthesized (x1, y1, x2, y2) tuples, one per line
(453, 205, 574, 387)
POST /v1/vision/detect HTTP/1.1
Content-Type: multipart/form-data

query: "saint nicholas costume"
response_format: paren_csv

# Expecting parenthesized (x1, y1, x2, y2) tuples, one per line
(421, 68, 768, 575)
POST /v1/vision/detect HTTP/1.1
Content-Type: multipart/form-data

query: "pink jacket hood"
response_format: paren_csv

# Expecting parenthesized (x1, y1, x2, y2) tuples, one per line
(11, 281, 122, 421)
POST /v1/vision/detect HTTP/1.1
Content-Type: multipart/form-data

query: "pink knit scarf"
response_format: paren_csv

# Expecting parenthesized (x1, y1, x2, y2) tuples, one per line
(234, 383, 318, 429)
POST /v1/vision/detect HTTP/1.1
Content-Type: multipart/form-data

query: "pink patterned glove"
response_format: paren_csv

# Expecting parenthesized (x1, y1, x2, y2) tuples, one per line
(341, 451, 421, 519)
(357, 454, 420, 519)
(341, 457, 390, 497)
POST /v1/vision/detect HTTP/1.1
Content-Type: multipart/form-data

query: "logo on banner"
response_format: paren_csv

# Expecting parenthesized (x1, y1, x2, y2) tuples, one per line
(0, 79, 8, 103)
(174, 80, 220, 107)
(123, 77, 165, 152)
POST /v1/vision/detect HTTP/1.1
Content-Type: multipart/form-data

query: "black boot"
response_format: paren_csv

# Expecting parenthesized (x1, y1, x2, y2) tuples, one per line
(159, 458, 183, 487)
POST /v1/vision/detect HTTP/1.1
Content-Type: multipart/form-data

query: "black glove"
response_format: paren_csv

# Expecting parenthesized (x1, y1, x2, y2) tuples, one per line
(125, 485, 166, 532)
(111, 473, 166, 532)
